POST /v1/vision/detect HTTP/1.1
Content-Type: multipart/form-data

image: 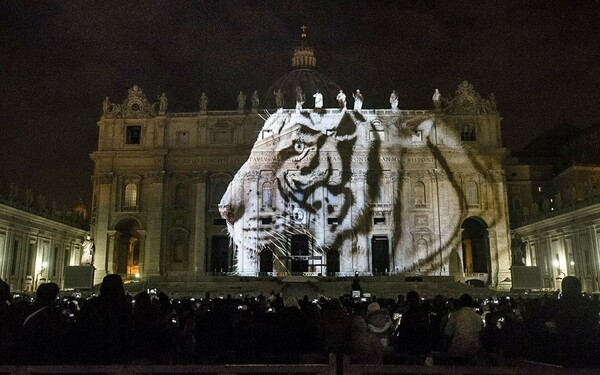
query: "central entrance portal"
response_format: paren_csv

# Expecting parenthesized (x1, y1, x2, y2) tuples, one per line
(114, 219, 141, 276)
(290, 234, 309, 273)
(372, 235, 390, 274)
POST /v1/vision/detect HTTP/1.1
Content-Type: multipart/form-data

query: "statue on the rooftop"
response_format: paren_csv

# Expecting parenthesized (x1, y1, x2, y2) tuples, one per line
(389, 90, 398, 111)
(336, 90, 347, 110)
(199, 92, 208, 111)
(274, 89, 284, 109)
(159, 93, 168, 113)
(353, 89, 363, 111)
(24, 189, 33, 208)
(237, 91, 246, 113)
(8, 183, 18, 202)
(102, 96, 110, 116)
(489, 93, 497, 112)
(37, 194, 47, 212)
(295, 86, 305, 112)
(313, 90, 323, 110)
(432, 88, 442, 111)
(251, 90, 260, 113)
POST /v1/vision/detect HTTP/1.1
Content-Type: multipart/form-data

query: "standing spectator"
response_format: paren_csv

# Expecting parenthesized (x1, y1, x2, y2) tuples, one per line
(546, 276, 600, 367)
(321, 298, 351, 356)
(77, 274, 134, 364)
(444, 293, 484, 364)
(0, 279, 17, 364)
(19, 282, 68, 364)
(394, 291, 431, 363)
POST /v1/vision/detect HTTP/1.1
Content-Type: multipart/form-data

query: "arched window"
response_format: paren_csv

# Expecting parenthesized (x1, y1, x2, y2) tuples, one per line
(174, 183, 188, 208)
(461, 124, 476, 141)
(124, 183, 137, 208)
(213, 181, 229, 205)
(375, 184, 386, 204)
(172, 239, 185, 263)
(327, 188, 338, 208)
(414, 181, 426, 207)
(262, 183, 273, 207)
(466, 181, 479, 207)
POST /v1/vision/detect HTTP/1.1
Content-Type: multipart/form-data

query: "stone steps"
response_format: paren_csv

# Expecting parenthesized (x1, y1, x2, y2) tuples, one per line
(122, 277, 497, 300)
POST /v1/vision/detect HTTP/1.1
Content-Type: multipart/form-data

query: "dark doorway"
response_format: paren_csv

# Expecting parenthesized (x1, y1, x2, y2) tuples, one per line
(259, 248, 273, 273)
(326, 249, 340, 274)
(371, 236, 389, 274)
(211, 236, 230, 273)
(114, 219, 141, 276)
(461, 217, 490, 276)
(290, 234, 309, 273)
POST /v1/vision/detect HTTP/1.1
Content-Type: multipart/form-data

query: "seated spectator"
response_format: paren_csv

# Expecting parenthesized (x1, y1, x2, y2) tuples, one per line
(347, 305, 383, 364)
(365, 301, 393, 350)
(444, 293, 484, 364)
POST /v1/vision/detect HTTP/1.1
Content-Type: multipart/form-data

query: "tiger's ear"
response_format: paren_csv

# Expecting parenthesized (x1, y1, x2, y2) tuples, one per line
(335, 112, 357, 137)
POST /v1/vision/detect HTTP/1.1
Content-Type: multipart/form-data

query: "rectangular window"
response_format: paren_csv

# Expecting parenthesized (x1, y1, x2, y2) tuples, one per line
(125, 126, 141, 144)
(211, 129, 232, 144)
(124, 183, 138, 209)
(412, 130, 423, 142)
(261, 217, 273, 225)
(176, 131, 189, 146)
(328, 217, 339, 225)
(374, 217, 386, 225)
(460, 124, 476, 142)
(370, 130, 386, 142)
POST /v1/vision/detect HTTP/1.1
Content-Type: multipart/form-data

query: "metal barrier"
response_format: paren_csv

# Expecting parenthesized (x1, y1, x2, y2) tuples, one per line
(1, 355, 336, 375)
(3, 354, 600, 375)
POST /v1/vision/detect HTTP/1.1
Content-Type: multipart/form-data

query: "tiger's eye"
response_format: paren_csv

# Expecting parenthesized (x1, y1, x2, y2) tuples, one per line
(294, 141, 305, 153)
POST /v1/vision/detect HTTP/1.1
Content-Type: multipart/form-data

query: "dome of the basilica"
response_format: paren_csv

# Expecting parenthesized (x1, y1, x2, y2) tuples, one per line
(262, 26, 341, 109)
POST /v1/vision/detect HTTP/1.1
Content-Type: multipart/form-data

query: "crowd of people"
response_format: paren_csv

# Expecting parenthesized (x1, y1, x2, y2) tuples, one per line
(1, 274, 599, 368)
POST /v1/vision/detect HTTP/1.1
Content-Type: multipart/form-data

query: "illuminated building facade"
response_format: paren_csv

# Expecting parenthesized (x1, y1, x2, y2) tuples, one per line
(90, 33, 512, 288)
(508, 124, 600, 292)
(0, 198, 88, 292)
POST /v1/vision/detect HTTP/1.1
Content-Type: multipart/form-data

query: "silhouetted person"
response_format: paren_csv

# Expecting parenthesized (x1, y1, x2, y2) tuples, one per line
(348, 304, 383, 364)
(546, 276, 599, 367)
(394, 291, 431, 363)
(20, 282, 68, 364)
(321, 298, 351, 357)
(131, 291, 161, 363)
(78, 274, 133, 364)
(0, 278, 18, 364)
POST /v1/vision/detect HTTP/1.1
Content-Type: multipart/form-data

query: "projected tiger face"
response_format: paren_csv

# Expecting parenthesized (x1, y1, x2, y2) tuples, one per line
(220, 105, 508, 278)
(219, 111, 363, 273)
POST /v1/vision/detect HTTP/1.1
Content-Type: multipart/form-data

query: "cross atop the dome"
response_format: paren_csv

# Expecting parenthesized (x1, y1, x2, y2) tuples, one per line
(301, 25, 307, 39)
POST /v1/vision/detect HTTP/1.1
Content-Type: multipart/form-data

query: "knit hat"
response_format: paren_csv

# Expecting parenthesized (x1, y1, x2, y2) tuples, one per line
(367, 302, 380, 313)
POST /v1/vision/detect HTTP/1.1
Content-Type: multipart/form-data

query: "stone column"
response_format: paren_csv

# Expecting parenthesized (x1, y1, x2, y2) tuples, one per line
(240, 170, 260, 275)
(137, 231, 146, 275)
(106, 231, 116, 275)
(143, 171, 165, 277)
(191, 171, 207, 274)
(348, 171, 368, 273)
(489, 170, 512, 289)
(93, 172, 113, 285)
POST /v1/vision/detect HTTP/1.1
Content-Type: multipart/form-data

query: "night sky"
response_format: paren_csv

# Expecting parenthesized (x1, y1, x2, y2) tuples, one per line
(1, 1, 599, 210)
